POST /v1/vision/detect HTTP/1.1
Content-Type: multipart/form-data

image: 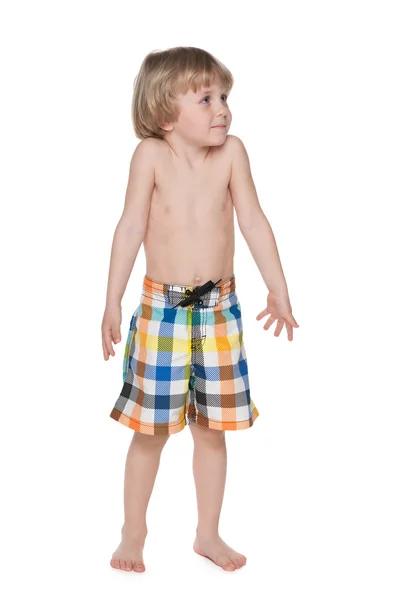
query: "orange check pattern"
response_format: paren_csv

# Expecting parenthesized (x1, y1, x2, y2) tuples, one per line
(109, 274, 259, 435)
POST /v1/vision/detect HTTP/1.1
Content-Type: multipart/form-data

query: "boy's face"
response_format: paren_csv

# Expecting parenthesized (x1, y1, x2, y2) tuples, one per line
(168, 79, 232, 146)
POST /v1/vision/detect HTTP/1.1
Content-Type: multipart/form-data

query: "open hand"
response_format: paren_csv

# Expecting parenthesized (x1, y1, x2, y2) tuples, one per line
(256, 291, 299, 341)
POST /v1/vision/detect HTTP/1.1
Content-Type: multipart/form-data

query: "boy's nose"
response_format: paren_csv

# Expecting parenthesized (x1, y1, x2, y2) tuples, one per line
(216, 106, 228, 117)
(215, 99, 228, 116)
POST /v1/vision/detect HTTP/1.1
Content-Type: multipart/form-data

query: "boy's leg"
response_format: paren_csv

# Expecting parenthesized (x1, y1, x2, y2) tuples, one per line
(110, 430, 170, 572)
(189, 422, 247, 571)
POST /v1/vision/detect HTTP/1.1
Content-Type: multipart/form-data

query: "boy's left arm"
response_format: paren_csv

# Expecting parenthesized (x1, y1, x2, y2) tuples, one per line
(227, 135, 299, 340)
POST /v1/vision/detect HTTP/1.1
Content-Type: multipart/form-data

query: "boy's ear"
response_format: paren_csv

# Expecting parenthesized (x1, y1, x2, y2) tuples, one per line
(159, 121, 174, 132)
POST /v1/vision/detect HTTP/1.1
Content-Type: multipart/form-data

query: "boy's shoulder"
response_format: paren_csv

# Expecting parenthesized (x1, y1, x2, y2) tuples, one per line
(225, 134, 248, 158)
(127, 137, 165, 174)
(225, 133, 244, 146)
(132, 136, 163, 158)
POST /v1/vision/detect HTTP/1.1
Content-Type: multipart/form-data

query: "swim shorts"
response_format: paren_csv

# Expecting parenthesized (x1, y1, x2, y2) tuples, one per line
(109, 273, 259, 435)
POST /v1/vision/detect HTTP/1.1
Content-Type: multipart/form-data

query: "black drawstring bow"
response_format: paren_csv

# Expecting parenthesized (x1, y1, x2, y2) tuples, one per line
(170, 278, 222, 309)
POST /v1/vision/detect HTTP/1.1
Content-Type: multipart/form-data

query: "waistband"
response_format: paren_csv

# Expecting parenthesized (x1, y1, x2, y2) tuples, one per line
(142, 274, 236, 309)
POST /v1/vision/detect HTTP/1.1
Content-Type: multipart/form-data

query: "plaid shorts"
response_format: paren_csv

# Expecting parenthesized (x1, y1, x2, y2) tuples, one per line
(109, 273, 259, 435)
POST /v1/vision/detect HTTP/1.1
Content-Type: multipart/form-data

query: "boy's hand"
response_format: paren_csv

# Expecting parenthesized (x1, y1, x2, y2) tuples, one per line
(256, 292, 299, 341)
(101, 305, 122, 360)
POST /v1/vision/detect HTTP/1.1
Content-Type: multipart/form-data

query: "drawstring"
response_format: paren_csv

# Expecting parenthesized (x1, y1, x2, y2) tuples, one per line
(170, 279, 222, 309)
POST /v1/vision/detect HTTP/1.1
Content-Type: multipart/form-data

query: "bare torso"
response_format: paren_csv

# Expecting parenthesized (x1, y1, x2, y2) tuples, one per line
(143, 139, 235, 287)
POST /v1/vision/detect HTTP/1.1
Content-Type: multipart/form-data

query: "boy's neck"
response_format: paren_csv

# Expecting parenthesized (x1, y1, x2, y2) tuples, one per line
(162, 134, 211, 168)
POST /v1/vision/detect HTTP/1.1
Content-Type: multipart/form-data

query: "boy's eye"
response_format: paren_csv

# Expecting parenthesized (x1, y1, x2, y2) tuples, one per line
(201, 94, 228, 104)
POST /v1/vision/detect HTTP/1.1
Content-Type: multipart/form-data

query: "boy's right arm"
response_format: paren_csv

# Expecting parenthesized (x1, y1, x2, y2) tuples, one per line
(101, 138, 156, 360)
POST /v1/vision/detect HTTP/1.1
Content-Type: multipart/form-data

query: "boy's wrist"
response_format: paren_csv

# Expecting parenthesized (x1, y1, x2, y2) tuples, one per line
(267, 284, 289, 298)
(105, 296, 122, 310)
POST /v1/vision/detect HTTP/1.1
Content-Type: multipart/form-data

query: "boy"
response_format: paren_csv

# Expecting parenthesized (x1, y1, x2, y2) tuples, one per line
(102, 46, 299, 573)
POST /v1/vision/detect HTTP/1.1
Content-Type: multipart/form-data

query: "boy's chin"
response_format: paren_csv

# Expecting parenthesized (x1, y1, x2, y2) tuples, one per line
(207, 135, 228, 146)
(210, 138, 228, 146)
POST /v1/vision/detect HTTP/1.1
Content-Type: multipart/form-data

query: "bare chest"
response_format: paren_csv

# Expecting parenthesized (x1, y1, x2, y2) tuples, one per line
(150, 147, 232, 222)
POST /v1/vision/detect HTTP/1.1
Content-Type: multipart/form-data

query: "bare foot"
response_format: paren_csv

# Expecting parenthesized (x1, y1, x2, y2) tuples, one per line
(110, 528, 147, 573)
(193, 533, 247, 571)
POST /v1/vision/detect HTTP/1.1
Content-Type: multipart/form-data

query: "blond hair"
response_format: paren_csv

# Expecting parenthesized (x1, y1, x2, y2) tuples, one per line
(131, 46, 234, 140)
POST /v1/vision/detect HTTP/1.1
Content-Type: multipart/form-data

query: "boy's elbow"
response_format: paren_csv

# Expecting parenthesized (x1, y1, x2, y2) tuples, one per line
(238, 210, 268, 234)
(117, 215, 147, 237)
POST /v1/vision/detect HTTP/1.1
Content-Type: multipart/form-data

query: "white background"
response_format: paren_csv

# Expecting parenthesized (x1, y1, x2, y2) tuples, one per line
(1, 1, 399, 598)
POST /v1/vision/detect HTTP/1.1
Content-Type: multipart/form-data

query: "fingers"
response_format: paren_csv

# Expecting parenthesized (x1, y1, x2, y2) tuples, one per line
(112, 327, 121, 344)
(102, 326, 116, 360)
(256, 308, 270, 320)
(101, 306, 122, 359)
(258, 313, 298, 341)
(285, 315, 299, 334)
(102, 339, 111, 360)
(107, 334, 116, 357)
(263, 316, 276, 330)
(102, 337, 114, 360)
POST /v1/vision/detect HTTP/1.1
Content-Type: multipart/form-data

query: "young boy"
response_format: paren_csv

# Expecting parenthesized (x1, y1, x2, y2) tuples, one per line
(102, 46, 299, 573)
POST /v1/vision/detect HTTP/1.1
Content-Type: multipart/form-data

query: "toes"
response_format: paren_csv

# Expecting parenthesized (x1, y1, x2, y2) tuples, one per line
(221, 559, 236, 570)
(231, 556, 245, 568)
(110, 558, 131, 570)
(110, 556, 144, 572)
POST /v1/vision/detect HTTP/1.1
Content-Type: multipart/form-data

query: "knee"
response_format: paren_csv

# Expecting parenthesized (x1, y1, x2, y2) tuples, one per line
(133, 431, 170, 451)
(190, 423, 225, 449)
